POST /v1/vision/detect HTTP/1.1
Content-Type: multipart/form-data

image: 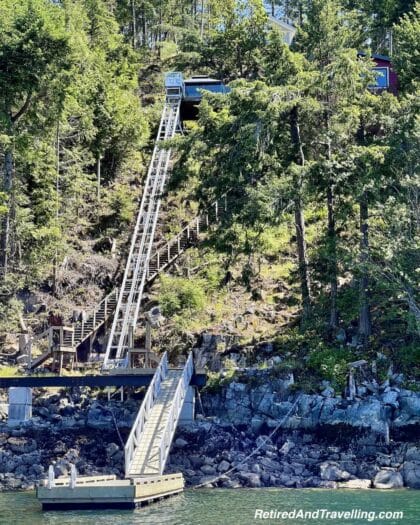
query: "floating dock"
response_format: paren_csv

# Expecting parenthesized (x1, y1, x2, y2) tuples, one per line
(36, 473, 184, 510)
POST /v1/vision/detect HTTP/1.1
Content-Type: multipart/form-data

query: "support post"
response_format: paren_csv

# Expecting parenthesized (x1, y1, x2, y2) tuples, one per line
(47, 465, 55, 489)
(145, 321, 152, 368)
(179, 386, 195, 426)
(8, 387, 32, 426)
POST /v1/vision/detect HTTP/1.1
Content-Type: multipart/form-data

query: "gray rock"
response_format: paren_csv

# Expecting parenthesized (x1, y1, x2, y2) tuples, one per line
(37, 407, 50, 418)
(381, 391, 399, 407)
(174, 438, 188, 449)
(405, 447, 420, 462)
(256, 435, 272, 450)
(217, 460, 230, 473)
(8, 437, 37, 454)
(106, 443, 120, 458)
(338, 479, 371, 489)
(238, 471, 261, 488)
(190, 455, 204, 468)
(198, 475, 216, 487)
(28, 464, 44, 477)
(200, 464, 216, 475)
(319, 480, 338, 489)
(320, 462, 351, 482)
(250, 416, 264, 433)
(373, 470, 404, 489)
(54, 461, 69, 477)
(402, 461, 420, 489)
(321, 386, 335, 398)
(279, 440, 295, 455)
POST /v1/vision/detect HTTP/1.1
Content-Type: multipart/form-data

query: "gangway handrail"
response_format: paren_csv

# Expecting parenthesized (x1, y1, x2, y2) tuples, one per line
(158, 352, 194, 474)
(124, 351, 169, 476)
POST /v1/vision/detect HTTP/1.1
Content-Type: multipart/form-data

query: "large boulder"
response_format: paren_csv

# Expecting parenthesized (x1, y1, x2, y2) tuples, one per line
(373, 470, 404, 489)
(7, 437, 37, 454)
(338, 479, 371, 489)
(200, 464, 217, 476)
(174, 438, 188, 449)
(320, 462, 351, 482)
(402, 461, 420, 489)
(393, 392, 420, 427)
(405, 447, 420, 462)
(217, 460, 230, 473)
(238, 471, 262, 488)
(106, 443, 120, 458)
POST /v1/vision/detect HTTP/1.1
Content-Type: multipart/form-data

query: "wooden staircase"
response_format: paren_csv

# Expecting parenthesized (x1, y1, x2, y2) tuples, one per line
(26, 194, 228, 371)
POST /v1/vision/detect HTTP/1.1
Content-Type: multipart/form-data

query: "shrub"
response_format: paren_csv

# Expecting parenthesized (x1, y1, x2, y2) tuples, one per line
(159, 275, 207, 317)
(307, 347, 353, 390)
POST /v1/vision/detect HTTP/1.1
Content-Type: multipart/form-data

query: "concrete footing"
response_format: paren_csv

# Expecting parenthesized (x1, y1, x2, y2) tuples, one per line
(179, 385, 195, 426)
(8, 387, 32, 426)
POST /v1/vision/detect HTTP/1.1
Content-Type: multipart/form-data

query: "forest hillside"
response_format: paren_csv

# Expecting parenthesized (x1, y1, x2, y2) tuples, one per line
(0, 0, 418, 391)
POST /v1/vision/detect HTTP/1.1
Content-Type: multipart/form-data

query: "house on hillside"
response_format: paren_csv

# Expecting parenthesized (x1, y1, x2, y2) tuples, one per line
(367, 54, 399, 95)
(265, 10, 399, 95)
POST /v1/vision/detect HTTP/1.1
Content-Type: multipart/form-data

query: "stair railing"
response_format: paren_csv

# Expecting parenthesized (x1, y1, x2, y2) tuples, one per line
(158, 352, 194, 475)
(147, 193, 228, 280)
(26, 192, 228, 370)
(77, 288, 119, 343)
(27, 287, 119, 370)
(124, 351, 169, 476)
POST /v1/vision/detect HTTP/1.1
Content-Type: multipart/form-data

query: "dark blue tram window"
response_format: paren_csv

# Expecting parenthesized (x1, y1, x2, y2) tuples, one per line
(185, 84, 226, 97)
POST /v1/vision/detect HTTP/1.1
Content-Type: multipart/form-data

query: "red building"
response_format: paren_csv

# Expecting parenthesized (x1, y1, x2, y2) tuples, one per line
(364, 53, 399, 95)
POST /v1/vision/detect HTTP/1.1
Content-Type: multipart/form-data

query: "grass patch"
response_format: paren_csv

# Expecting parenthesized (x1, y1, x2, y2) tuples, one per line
(0, 366, 19, 377)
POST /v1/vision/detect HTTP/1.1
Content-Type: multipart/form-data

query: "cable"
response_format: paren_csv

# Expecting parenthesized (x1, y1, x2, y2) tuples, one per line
(193, 394, 302, 489)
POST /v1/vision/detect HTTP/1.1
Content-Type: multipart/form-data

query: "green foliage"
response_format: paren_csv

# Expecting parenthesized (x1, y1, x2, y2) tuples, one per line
(393, 343, 420, 377)
(0, 0, 148, 287)
(0, 296, 22, 334)
(393, 2, 420, 93)
(204, 368, 237, 393)
(102, 183, 136, 226)
(159, 275, 207, 317)
(0, 366, 19, 377)
(307, 347, 353, 389)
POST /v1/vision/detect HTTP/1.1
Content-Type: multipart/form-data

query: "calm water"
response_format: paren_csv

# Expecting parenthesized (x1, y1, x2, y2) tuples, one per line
(0, 489, 418, 525)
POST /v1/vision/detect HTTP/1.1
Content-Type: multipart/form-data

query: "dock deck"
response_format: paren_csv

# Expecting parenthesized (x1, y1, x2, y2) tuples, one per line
(36, 473, 184, 510)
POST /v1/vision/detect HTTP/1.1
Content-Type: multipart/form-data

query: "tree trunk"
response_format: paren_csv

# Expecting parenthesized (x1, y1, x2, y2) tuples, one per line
(200, 0, 205, 40)
(294, 198, 312, 320)
(290, 105, 312, 323)
(358, 191, 371, 342)
(327, 182, 339, 330)
(131, 0, 137, 49)
(0, 148, 14, 277)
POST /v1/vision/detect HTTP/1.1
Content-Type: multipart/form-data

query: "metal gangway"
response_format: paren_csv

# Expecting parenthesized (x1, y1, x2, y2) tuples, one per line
(125, 351, 193, 477)
(102, 89, 182, 370)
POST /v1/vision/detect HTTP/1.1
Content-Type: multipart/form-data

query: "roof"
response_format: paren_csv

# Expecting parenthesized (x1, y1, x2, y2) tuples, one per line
(358, 52, 391, 62)
(184, 76, 223, 84)
(268, 17, 297, 33)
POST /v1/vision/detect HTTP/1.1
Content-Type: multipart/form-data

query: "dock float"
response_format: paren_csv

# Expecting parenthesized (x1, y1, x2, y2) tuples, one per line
(36, 473, 184, 510)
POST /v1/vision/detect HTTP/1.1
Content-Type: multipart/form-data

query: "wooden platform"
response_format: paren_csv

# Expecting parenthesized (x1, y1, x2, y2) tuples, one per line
(36, 473, 184, 510)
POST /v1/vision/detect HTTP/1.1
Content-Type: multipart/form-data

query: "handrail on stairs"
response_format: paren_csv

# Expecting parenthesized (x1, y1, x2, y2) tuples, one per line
(124, 351, 169, 476)
(25, 191, 228, 371)
(158, 352, 194, 475)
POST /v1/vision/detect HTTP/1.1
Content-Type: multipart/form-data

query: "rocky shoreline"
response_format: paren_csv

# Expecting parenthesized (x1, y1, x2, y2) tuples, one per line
(167, 419, 420, 490)
(0, 382, 419, 492)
